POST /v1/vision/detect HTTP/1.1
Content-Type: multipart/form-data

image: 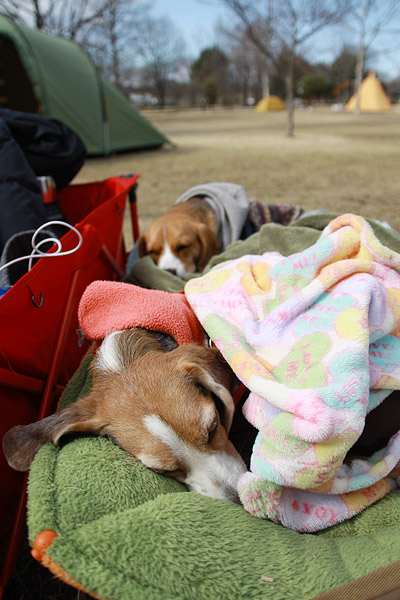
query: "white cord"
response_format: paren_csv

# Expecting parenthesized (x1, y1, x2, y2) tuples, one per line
(0, 221, 83, 276)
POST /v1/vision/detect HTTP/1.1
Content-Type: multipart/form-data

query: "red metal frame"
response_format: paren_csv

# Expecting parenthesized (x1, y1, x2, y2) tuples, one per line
(0, 175, 140, 597)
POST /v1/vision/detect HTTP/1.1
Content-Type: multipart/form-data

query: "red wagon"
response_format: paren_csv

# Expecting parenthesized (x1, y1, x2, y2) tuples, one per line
(0, 174, 139, 595)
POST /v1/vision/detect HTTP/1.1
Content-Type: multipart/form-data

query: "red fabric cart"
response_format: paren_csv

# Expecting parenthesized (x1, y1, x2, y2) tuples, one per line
(0, 174, 139, 595)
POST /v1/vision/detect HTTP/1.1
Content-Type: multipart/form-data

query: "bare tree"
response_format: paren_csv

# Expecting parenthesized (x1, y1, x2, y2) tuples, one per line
(347, 0, 400, 113)
(135, 16, 186, 107)
(220, 24, 268, 103)
(0, 0, 48, 27)
(1, 0, 153, 95)
(0, 0, 110, 40)
(83, 0, 150, 95)
(218, 0, 348, 136)
(43, 0, 110, 40)
(229, 40, 262, 104)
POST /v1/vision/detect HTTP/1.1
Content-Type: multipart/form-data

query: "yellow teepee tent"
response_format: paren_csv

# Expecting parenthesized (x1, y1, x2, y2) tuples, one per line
(345, 71, 391, 113)
(255, 95, 286, 112)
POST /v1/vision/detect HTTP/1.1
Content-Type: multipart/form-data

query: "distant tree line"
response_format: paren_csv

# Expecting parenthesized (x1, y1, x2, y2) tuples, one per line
(2, 0, 400, 135)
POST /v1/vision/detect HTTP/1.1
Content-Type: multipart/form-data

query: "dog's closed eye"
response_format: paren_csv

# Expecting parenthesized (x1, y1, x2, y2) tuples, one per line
(192, 382, 224, 444)
(211, 393, 227, 430)
(207, 417, 218, 444)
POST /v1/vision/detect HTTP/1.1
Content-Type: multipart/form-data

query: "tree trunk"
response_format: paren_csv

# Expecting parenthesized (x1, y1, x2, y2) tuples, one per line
(261, 66, 270, 98)
(33, 0, 44, 29)
(285, 52, 295, 137)
(354, 41, 365, 114)
(354, 3, 368, 113)
(157, 80, 166, 108)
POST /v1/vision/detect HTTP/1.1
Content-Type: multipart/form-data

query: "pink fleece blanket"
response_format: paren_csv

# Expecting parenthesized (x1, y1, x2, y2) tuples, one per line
(185, 214, 400, 531)
(78, 280, 204, 345)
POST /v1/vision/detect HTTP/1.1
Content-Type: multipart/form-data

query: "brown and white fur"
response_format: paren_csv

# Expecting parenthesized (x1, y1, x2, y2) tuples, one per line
(2, 329, 247, 502)
(137, 197, 220, 278)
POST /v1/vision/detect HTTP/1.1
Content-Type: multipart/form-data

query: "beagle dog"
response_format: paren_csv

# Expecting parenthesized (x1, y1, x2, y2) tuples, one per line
(3, 328, 247, 502)
(137, 197, 220, 278)
(3, 328, 398, 502)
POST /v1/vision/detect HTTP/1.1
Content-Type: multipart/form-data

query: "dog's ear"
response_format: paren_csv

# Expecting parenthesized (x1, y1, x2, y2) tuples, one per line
(177, 347, 234, 432)
(2, 394, 104, 472)
(137, 233, 147, 258)
(195, 223, 220, 272)
(94, 330, 164, 374)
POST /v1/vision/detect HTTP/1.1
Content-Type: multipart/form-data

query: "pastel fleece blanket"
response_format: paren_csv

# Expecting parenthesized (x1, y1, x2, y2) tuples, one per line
(185, 214, 400, 532)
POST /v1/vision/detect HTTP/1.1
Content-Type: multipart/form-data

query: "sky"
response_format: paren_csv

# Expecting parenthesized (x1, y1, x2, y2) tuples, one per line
(149, 0, 400, 81)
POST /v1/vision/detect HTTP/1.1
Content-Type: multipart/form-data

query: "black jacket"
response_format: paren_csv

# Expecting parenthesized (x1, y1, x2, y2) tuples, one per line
(0, 108, 86, 253)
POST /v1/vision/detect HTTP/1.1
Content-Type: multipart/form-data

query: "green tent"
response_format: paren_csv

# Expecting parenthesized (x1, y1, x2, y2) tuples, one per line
(0, 14, 169, 155)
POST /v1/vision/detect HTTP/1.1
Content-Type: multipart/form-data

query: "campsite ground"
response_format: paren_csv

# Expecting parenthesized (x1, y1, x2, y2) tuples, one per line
(76, 104, 400, 250)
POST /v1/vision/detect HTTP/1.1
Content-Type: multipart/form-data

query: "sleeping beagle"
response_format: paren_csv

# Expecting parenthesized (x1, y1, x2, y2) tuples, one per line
(136, 182, 307, 279)
(137, 197, 220, 278)
(3, 328, 247, 502)
(3, 328, 398, 503)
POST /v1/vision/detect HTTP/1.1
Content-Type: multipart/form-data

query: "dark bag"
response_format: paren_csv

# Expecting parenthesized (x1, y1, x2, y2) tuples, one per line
(0, 108, 86, 188)
(0, 108, 86, 253)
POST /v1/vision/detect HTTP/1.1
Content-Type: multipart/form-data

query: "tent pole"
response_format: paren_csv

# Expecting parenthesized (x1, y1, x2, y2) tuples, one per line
(103, 119, 111, 156)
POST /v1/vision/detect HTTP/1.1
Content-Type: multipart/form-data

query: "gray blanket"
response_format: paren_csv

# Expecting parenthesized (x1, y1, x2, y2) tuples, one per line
(175, 182, 250, 252)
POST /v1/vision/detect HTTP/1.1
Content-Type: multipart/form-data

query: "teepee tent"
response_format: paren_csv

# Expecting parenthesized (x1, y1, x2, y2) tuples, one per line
(255, 95, 286, 112)
(0, 14, 169, 155)
(345, 71, 391, 113)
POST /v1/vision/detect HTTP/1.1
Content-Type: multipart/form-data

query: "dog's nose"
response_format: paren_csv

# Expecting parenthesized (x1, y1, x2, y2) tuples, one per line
(166, 268, 177, 275)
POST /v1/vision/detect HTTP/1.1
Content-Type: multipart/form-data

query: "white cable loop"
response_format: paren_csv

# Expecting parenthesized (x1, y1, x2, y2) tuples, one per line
(0, 221, 83, 276)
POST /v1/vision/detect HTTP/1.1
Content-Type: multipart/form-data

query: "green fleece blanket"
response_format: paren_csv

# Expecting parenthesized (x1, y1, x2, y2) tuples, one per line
(27, 214, 400, 600)
(125, 212, 400, 292)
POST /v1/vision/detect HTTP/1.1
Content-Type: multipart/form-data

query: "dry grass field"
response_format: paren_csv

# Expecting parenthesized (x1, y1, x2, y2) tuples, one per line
(75, 105, 400, 251)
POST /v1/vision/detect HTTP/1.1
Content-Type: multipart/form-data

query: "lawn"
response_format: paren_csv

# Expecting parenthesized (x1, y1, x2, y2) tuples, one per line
(75, 105, 400, 250)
